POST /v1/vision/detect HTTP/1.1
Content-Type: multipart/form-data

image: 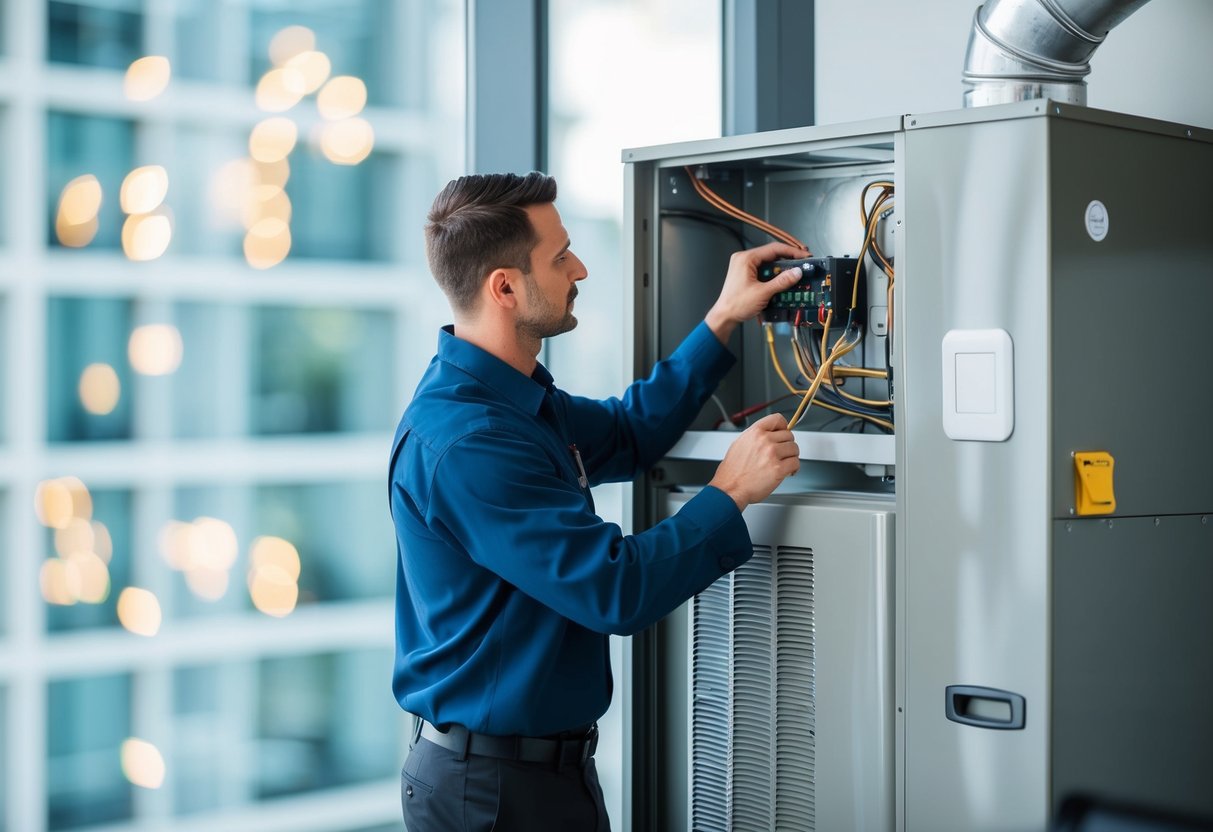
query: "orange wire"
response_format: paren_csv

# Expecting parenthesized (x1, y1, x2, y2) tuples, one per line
(684, 167, 809, 252)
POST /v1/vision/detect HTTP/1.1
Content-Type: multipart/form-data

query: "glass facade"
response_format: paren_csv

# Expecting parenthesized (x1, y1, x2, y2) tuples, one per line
(5, 0, 464, 828)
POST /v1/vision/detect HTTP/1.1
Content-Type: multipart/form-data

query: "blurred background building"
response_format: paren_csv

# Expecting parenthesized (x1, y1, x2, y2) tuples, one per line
(0, 0, 718, 829)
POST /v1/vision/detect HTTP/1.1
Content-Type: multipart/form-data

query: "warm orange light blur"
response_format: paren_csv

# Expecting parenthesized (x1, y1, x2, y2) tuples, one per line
(184, 567, 230, 601)
(117, 587, 162, 636)
(79, 363, 121, 415)
(62, 476, 94, 520)
(285, 50, 331, 94)
(192, 517, 239, 571)
(243, 188, 292, 230)
(66, 551, 111, 604)
(243, 218, 292, 269)
(249, 564, 299, 617)
(55, 215, 100, 248)
(124, 56, 171, 101)
(256, 68, 304, 112)
(54, 517, 96, 558)
(320, 118, 374, 165)
(59, 175, 103, 224)
(269, 26, 316, 66)
(120, 165, 169, 215)
(40, 559, 76, 606)
(121, 739, 166, 789)
(249, 536, 301, 580)
(35, 479, 75, 529)
(121, 212, 173, 261)
(317, 76, 367, 121)
(249, 118, 298, 163)
(93, 520, 114, 563)
(256, 158, 291, 189)
(128, 324, 183, 376)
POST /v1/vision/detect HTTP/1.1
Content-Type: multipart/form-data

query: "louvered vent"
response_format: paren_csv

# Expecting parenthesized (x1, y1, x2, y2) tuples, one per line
(691, 544, 817, 832)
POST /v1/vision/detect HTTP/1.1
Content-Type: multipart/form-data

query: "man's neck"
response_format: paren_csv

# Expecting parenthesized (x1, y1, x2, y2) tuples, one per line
(453, 318, 542, 377)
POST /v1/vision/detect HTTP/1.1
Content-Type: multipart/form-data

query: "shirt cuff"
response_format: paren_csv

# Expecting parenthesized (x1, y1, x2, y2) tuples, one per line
(680, 485, 753, 573)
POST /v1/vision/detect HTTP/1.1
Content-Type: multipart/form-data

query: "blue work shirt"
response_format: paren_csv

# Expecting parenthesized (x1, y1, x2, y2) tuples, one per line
(389, 321, 753, 736)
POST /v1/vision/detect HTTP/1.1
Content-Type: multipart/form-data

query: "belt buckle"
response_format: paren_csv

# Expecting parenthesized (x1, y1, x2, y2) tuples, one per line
(580, 724, 599, 767)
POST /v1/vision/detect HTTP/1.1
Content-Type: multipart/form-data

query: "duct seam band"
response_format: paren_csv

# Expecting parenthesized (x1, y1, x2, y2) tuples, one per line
(973, 7, 1092, 78)
(1036, 0, 1106, 44)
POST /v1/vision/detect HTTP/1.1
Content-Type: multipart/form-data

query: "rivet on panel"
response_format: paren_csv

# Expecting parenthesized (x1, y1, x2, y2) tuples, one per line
(1154, 517, 1160, 526)
(1065, 522, 1072, 532)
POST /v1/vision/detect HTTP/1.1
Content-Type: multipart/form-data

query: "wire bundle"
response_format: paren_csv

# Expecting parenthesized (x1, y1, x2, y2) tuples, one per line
(684, 166, 809, 252)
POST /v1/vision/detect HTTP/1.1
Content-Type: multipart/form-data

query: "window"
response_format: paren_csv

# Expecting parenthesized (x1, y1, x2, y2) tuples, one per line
(5, 0, 464, 828)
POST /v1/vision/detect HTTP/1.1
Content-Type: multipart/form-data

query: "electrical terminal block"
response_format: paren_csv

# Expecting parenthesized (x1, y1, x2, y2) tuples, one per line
(758, 257, 861, 326)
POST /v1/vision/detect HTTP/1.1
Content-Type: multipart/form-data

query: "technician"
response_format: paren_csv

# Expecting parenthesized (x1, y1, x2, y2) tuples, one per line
(389, 171, 806, 830)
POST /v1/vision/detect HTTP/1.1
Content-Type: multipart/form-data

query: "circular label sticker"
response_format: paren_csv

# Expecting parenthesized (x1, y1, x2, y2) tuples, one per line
(1085, 200, 1109, 242)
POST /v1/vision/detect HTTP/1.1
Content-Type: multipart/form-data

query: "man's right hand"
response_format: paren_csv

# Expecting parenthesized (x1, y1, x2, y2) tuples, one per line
(708, 413, 800, 511)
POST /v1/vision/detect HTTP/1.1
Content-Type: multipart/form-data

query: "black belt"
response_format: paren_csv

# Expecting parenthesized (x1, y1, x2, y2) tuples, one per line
(417, 720, 599, 768)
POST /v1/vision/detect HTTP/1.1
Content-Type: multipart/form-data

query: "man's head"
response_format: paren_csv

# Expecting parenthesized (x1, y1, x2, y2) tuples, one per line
(425, 173, 586, 338)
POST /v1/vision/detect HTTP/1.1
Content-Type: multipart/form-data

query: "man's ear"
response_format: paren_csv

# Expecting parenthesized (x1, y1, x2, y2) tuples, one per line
(485, 267, 520, 310)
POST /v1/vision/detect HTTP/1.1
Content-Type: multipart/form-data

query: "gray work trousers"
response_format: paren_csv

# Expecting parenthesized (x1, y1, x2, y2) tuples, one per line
(401, 736, 611, 831)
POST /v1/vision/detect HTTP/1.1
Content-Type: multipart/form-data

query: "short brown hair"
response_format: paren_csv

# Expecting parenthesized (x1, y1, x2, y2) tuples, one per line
(424, 172, 558, 314)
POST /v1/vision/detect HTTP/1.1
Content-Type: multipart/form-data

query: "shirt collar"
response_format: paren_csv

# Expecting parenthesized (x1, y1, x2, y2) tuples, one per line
(437, 325, 553, 415)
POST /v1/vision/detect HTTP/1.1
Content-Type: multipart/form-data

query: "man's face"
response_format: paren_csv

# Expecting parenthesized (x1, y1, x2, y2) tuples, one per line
(516, 202, 587, 340)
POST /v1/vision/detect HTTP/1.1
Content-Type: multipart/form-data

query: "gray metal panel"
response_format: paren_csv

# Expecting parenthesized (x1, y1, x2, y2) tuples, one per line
(621, 115, 903, 164)
(1051, 514, 1213, 820)
(1048, 118, 1213, 518)
(662, 491, 896, 832)
(899, 116, 1054, 831)
(905, 100, 1213, 144)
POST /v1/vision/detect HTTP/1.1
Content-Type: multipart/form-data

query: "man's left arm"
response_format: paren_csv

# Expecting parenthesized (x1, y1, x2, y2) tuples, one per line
(569, 241, 808, 483)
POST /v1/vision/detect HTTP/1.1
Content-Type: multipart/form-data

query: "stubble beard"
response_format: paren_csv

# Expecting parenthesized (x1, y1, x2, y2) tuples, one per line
(517, 279, 578, 341)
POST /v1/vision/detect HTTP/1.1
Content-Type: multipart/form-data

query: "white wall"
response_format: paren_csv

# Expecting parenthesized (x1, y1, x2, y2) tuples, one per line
(815, 0, 1213, 129)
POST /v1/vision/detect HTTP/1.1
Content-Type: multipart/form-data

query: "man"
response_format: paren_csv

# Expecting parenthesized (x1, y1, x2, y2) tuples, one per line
(389, 172, 805, 830)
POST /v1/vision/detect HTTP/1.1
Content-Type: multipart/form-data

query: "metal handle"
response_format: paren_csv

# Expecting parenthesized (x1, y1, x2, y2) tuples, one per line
(945, 685, 1026, 730)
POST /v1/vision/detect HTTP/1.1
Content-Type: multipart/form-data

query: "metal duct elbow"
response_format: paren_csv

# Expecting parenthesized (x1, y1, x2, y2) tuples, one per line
(962, 0, 1154, 107)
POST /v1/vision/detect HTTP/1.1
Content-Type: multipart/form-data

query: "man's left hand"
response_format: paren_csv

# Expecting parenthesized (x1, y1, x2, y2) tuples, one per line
(705, 241, 810, 344)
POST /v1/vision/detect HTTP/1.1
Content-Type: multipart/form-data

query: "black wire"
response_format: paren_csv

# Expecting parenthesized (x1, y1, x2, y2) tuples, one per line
(660, 210, 755, 249)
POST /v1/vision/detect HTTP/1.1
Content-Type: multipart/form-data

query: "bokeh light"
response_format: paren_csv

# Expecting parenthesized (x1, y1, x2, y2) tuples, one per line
(158, 517, 239, 601)
(244, 218, 292, 269)
(93, 520, 114, 563)
(54, 517, 96, 558)
(248, 536, 302, 617)
(317, 76, 367, 121)
(256, 68, 304, 112)
(319, 118, 374, 165)
(124, 56, 171, 101)
(35, 477, 91, 529)
(121, 212, 173, 261)
(284, 50, 331, 94)
(56, 175, 103, 247)
(128, 324, 184, 376)
(120, 165, 169, 215)
(65, 551, 111, 604)
(78, 363, 121, 415)
(243, 188, 292, 231)
(117, 588, 163, 637)
(269, 26, 316, 66)
(120, 739, 166, 789)
(249, 118, 298, 163)
(40, 559, 76, 606)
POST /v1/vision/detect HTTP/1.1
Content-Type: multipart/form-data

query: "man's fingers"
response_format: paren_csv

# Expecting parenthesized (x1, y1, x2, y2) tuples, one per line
(751, 413, 789, 430)
(773, 442, 800, 460)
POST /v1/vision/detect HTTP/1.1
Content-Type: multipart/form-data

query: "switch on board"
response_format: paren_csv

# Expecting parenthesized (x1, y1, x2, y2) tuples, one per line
(1073, 451, 1116, 516)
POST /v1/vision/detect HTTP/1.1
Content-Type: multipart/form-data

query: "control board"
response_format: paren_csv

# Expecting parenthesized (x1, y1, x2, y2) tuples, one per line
(758, 257, 861, 326)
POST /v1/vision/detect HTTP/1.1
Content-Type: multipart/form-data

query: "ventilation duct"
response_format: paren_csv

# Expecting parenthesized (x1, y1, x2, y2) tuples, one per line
(962, 0, 1154, 107)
